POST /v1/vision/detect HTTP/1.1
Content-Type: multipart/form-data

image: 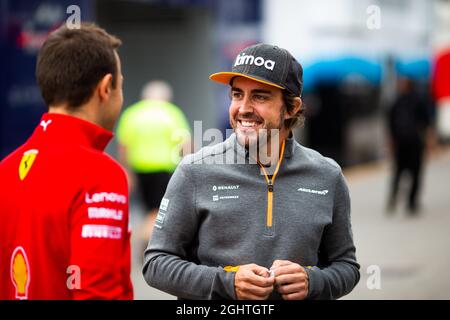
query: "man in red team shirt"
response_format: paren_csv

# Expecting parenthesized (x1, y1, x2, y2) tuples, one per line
(0, 23, 133, 299)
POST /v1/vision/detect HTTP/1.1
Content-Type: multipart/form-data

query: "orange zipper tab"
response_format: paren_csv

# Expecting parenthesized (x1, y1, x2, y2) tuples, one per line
(268, 180, 274, 192)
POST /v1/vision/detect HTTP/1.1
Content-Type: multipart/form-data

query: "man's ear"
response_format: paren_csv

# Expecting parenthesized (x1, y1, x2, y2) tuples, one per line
(97, 73, 113, 102)
(284, 97, 302, 119)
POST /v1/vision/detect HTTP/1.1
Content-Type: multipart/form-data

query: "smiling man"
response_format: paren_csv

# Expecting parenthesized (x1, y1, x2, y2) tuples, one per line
(143, 44, 360, 300)
(228, 77, 298, 167)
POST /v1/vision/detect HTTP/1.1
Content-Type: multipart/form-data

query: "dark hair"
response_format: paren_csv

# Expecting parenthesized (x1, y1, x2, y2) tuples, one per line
(283, 91, 305, 130)
(36, 23, 122, 109)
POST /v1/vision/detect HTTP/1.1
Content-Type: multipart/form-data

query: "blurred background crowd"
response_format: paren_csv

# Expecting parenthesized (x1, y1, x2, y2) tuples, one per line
(1, 0, 450, 299)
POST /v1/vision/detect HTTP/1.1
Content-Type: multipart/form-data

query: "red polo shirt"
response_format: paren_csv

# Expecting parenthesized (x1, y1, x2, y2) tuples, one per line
(0, 113, 133, 300)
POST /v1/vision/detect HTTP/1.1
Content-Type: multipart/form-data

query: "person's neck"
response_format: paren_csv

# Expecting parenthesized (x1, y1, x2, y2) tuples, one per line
(48, 101, 102, 129)
(250, 129, 290, 166)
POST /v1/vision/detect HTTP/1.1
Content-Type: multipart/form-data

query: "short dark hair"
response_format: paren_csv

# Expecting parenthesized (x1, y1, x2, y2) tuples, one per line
(36, 23, 122, 109)
(283, 91, 305, 130)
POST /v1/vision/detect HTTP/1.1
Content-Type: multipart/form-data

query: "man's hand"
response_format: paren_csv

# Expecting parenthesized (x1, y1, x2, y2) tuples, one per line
(270, 260, 309, 300)
(234, 264, 275, 300)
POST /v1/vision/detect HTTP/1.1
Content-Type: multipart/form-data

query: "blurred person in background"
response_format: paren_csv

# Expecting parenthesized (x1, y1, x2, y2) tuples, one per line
(143, 44, 360, 300)
(116, 80, 191, 250)
(386, 77, 436, 215)
(0, 23, 133, 299)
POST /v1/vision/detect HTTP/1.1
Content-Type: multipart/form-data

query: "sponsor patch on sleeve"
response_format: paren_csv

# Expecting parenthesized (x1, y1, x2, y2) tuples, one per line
(159, 198, 170, 211)
(81, 225, 122, 239)
(154, 211, 166, 229)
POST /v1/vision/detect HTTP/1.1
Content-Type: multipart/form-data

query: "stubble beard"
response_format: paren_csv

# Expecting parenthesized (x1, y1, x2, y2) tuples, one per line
(231, 110, 285, 155)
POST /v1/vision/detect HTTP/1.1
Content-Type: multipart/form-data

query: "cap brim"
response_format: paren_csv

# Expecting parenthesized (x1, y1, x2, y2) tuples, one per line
(209, 72, 285, 90)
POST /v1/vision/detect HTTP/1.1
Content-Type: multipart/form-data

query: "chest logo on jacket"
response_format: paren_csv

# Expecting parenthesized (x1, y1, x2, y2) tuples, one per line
(211, 185, 240, 202)
(297, 187, 329, 196)
(19, 149, 39, 181)
(212, 185, 240, 192)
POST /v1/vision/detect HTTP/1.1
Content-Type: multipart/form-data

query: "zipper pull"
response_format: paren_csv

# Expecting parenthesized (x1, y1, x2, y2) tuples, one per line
(268, 180, 274, 192)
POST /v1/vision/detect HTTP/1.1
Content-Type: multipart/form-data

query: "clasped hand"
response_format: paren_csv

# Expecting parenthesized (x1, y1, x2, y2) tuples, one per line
(234, 260, 309, 300)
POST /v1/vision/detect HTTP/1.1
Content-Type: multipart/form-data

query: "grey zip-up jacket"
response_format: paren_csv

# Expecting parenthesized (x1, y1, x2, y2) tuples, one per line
(143, 134, 360, 300)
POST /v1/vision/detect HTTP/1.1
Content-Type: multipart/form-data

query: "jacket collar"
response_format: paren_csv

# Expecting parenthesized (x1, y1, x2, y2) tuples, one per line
(31, 113, 113, 151)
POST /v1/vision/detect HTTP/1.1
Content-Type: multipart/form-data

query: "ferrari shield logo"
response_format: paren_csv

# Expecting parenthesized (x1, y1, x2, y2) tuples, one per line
(10, 246, 31, 300)
(19, 149, 39, 181)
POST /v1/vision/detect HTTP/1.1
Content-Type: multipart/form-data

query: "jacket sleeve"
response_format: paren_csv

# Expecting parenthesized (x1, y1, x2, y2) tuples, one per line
(305, 171, 360, 300)
(69, 162, 133, 300)
(142, 160, 236, 300)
